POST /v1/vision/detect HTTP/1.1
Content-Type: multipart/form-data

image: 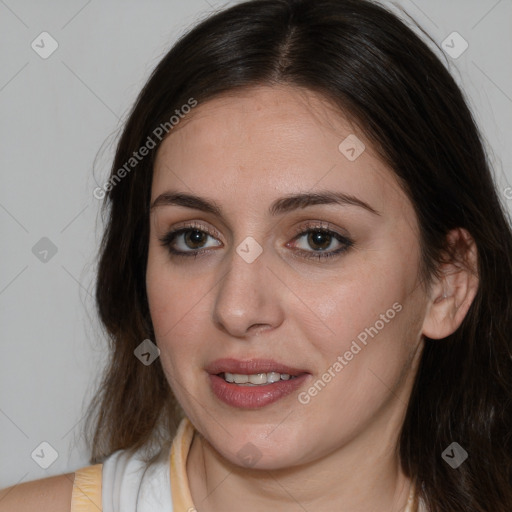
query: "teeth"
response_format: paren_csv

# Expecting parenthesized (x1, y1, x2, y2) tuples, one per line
(233, 374, 249, 384)
(249, 373, 267, 385)
(223, 372, 296, 385)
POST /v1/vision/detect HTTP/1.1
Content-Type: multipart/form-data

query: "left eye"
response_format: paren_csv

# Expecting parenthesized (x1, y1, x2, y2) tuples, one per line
(286, 227, 354, 260)
(292, 230, 345, 252)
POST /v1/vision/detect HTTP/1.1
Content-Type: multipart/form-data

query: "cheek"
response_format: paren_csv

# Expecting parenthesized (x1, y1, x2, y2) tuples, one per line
(146, 236, 205, 327)
(301, 250, 419, 395)
(309, 259, 407, 346)
(146, 263, 208, 409)
(145, 242, 216, 377)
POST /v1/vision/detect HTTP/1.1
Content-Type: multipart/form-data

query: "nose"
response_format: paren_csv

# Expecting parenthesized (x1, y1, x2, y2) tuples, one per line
(212, 243, 285, 338)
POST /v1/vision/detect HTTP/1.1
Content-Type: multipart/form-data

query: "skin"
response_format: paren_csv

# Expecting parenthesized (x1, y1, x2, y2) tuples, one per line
(146, 84, 478, 512)
(0, 473, 74, 512)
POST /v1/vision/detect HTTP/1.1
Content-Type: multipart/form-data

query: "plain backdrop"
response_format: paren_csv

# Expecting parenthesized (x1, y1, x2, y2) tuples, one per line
(1, 0, 511, 489)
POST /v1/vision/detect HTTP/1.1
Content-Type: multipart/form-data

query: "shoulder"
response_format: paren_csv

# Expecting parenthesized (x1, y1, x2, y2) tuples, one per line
(0, 472, 75, 512)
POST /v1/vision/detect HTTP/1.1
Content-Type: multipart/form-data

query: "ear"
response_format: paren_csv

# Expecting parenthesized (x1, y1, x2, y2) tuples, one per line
(422, 228, 479, 340)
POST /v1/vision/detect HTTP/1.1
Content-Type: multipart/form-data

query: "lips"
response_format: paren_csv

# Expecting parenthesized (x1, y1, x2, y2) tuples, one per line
(205, 358, 309, 377)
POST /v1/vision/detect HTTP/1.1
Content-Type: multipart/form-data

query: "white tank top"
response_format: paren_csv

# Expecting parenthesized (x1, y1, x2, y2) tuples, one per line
(101, 445, 174, 512)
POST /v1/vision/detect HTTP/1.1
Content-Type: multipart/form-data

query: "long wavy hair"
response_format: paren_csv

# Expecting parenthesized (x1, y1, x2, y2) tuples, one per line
(85, 0, 512, 509)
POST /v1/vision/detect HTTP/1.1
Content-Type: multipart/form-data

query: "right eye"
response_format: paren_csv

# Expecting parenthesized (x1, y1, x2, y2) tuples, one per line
(159, 224, 222, 258)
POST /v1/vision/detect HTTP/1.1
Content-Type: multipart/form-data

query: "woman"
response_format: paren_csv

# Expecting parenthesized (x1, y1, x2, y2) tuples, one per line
(2, 0, 511, 510)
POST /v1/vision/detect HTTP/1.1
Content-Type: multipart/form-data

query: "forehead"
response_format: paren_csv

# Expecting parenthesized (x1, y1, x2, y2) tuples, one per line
(152, 85, 413, 225)
(156, 85, 360, 164)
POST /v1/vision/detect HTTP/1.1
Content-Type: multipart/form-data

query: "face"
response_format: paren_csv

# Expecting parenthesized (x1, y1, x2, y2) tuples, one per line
(146, 85, 428, 471)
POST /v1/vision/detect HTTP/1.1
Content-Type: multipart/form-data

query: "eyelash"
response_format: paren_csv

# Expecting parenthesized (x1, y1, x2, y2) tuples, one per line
(158, 221, 354, 261)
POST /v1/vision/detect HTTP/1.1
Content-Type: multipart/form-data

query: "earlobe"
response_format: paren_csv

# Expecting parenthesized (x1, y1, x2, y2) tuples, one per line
(422, 228, 479, 340)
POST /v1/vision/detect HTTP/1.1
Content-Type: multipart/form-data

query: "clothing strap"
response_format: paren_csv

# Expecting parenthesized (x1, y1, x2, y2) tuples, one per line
(170, 417, 196, 510)
(71, 464, 102, 512)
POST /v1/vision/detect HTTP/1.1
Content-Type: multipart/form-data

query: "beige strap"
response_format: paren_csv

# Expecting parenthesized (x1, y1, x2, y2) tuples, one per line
(70, 464, 103, 512)
(170, 417, 196, 510)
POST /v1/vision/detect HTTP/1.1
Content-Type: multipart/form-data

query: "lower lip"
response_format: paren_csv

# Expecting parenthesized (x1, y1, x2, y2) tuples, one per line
(209, 373, 309, 409)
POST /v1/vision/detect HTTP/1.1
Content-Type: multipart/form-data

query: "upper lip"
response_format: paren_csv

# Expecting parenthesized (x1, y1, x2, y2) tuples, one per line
(206, 358, 309, 376)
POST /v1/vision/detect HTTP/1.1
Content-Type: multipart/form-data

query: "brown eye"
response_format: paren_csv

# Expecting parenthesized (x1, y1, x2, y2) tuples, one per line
(184, 230, 208, 249)
(159, 225, 222, 257)
(307, 231, 334, 251)
(287, 226, 354, 261)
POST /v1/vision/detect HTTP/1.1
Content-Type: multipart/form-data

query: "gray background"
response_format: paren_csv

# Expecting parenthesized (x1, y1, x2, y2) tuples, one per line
(1, 0, 511, 489)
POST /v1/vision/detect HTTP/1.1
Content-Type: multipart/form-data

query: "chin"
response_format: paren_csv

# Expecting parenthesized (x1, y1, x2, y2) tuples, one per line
(208, 429, 310, 471)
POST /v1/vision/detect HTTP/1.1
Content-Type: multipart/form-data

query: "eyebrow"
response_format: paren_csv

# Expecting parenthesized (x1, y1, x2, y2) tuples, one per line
(150, 190, 381, 217)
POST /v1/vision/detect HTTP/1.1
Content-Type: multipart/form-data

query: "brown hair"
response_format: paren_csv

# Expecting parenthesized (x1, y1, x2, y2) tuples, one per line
(85, 1, 512, 509)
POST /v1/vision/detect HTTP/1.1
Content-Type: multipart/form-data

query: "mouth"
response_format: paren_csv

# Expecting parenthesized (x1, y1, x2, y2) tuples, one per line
(206, 357, 308, 380)
(218, 371, 299, 385)
(206, 358, 310, 409)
